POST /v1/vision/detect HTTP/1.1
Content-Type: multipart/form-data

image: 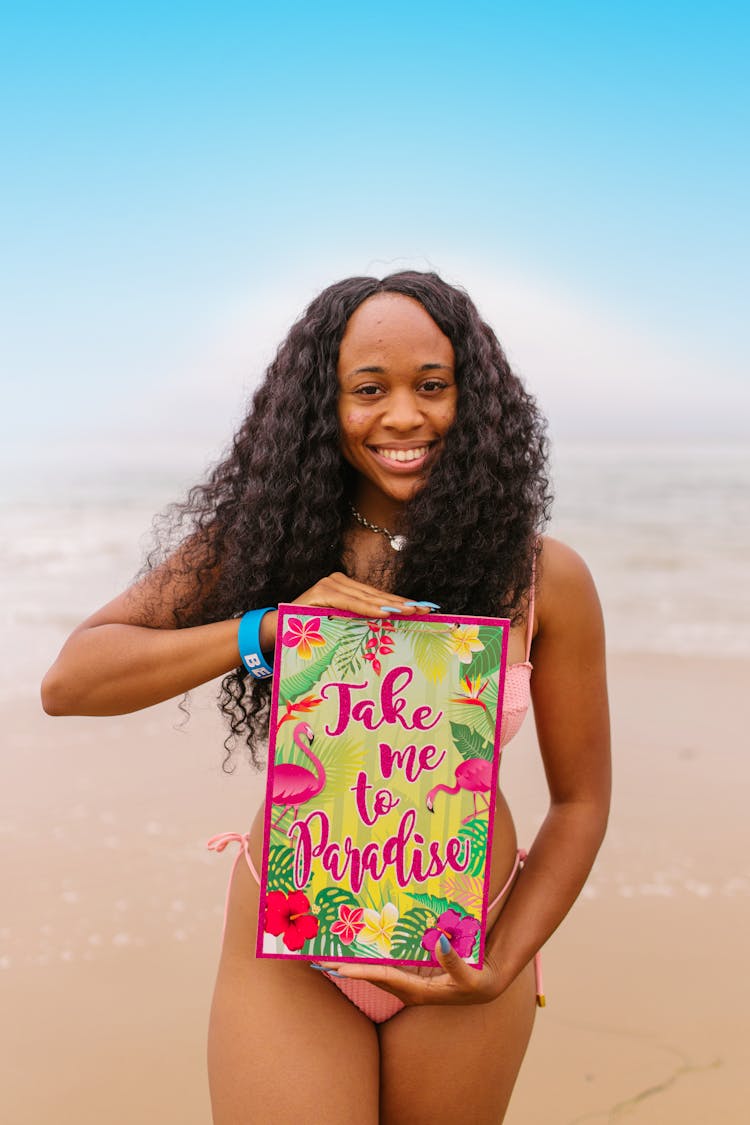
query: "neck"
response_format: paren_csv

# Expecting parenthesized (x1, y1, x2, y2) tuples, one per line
(351, 484, 404, 530)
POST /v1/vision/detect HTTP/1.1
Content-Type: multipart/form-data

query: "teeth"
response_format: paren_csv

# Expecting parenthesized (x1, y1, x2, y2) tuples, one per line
(376, 446, 429, 463)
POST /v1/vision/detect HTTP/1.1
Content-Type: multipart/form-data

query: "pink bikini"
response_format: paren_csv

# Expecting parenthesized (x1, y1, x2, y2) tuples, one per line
(208, 588, 544, 1023)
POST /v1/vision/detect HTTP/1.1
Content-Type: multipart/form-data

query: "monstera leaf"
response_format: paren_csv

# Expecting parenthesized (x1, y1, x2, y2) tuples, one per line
(266, 841, 308, 893)
(404, 891, 464, 917)
(457, 817, 488, 877)
(389, 906, 434, 961)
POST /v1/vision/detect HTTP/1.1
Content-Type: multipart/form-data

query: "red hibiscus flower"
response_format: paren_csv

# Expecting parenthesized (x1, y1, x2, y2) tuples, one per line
(330, 904, 365, 945)
(264, 890, 319, 951)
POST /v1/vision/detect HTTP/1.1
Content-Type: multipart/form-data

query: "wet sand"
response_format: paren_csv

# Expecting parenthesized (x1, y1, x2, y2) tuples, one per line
(3, 654, 748, 1123)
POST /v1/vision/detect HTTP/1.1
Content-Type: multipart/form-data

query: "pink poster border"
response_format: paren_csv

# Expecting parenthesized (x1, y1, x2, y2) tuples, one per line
(255, 604, 510, 968)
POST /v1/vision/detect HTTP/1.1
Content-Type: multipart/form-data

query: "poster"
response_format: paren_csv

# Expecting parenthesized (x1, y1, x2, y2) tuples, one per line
(256, 605, 509, 968)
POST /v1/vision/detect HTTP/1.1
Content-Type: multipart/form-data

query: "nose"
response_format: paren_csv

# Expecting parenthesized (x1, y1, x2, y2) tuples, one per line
(381, 388, 425, 432)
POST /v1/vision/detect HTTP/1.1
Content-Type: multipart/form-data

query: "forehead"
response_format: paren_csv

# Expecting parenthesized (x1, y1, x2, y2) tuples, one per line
(338, 293, 454, 368)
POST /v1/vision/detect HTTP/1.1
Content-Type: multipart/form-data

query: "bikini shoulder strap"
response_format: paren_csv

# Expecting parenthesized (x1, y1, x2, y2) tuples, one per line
(525, 552, 536, 661)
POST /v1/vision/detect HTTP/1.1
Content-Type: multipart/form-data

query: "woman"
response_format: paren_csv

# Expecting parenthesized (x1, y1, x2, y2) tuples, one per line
(42, 272, 610, 1124)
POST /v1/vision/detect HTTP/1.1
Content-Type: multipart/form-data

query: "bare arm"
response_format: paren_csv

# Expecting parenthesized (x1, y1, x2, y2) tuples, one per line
(482, 537, 611, 991)
(329, 537, 611, 1003)
(40, 566, 431, 718)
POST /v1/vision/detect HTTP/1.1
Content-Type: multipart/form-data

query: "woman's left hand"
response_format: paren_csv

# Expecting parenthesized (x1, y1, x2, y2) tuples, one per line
(321, 942, 504, 1007)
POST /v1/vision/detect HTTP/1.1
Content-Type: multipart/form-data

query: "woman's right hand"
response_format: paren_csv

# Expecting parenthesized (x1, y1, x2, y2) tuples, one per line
(259, 572, 434, 653)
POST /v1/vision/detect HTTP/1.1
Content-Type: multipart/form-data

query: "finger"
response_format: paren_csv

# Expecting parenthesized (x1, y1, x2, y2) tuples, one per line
(296, 574, 432, 618)
(324, 961, 451, 1004)
(433, 937, 479, 990)
(326, 574, 434, 615)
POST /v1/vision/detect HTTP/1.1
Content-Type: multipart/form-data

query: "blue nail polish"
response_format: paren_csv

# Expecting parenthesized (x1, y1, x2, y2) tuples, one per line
(439, 935, 451, 954)
(405, 600, 441, 609)
(379, 605, 403, 614)
(309, 964, 327, 971)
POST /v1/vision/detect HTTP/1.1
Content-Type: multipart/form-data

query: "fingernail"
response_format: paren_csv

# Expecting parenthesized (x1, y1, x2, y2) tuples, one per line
(405, 600, 441, 609)
(439, 935, 452, 954)
(310, 963, 344, 978)
(379, 605, 403, 614)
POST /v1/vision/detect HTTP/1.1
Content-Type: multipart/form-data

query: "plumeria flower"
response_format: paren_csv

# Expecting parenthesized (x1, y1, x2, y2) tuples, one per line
(421, 908, 480, 963)
(449, 625, 485, 663)
(281, 616, 326, 660)
(330, 904, 365, 945)
(360, 903, 399, 956)
(264, 890, 319, 952)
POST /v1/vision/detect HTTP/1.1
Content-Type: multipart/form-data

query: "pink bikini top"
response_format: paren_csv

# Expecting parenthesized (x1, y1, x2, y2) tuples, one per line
(498, 573, 535, 749)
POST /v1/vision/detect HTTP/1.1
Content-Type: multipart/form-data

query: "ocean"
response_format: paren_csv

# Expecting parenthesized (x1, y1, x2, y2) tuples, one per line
(3, 441, 749, 702)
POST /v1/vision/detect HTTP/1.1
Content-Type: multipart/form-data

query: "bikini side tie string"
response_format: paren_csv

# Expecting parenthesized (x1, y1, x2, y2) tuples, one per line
(207, 831, 260, 942)
(512, 848, 545, 1007)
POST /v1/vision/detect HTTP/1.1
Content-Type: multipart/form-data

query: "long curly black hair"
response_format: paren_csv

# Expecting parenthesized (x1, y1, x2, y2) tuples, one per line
(147, 271, 552, 767)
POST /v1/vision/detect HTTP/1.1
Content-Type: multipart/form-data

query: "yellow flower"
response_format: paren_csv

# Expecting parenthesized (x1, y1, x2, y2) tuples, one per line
(361, 903, 399, 956)
(449, 625, 484, 663)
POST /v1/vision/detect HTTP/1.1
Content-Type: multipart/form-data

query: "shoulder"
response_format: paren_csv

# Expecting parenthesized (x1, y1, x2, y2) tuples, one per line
(533, 536, 604, 645)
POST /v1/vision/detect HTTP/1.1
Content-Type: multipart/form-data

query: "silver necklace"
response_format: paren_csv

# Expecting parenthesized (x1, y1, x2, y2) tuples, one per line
(349, 504, 407, 551)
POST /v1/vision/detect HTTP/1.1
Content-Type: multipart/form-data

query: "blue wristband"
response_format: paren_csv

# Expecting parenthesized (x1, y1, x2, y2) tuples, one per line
(238, 608, 275, 680)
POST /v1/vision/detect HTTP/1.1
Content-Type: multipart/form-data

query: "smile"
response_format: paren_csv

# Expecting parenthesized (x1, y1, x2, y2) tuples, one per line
(372, 445, 432, 463)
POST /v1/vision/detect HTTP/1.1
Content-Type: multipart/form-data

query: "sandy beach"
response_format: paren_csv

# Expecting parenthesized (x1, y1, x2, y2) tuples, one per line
(2, 651, 747, 1123)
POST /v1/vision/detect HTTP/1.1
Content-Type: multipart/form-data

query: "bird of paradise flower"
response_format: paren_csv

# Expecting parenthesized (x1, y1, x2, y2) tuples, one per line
(277, 693, 323, 730)
(452, 673, 490, 714)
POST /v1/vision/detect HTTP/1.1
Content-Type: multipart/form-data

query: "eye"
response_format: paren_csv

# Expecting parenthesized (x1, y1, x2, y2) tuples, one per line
(420, 378, 449, 393)
(353, 383, 383, 396)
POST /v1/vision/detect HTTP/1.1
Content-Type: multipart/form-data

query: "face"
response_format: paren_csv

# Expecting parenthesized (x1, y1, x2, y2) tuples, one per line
(337, 293, 457, 518)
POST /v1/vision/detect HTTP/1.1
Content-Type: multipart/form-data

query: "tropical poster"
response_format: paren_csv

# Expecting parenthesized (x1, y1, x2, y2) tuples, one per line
(256, 605, 509, 967)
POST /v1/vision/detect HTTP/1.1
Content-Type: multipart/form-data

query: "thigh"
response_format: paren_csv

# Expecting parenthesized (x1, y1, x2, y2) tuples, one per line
(207, 856, 380, 1125)
(378, 961, 536, 1125)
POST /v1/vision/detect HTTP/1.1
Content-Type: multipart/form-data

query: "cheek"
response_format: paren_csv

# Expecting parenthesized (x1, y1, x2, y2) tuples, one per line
(343, 410, 369, 430)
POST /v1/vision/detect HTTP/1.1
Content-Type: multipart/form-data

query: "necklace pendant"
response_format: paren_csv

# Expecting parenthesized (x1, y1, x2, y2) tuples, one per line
(389, 535, 407, 551)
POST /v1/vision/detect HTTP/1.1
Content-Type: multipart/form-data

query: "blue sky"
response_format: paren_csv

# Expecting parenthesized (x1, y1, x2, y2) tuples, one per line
(2, 1, 748, 471)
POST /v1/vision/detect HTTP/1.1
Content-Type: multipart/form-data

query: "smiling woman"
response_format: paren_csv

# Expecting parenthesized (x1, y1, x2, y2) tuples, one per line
(337, 292, 458, 519)
(41, 270, 610, 1125)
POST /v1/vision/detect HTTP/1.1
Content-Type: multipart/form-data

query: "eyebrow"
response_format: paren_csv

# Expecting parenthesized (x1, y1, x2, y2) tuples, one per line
(344, 363, 453, 379)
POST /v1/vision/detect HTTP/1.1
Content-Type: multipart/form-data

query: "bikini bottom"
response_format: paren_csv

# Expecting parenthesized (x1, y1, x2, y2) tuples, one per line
(208, 831, 545, 1024)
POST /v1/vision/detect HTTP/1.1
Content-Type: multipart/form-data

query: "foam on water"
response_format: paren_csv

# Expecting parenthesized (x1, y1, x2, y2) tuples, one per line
(3, 442, 749, 702)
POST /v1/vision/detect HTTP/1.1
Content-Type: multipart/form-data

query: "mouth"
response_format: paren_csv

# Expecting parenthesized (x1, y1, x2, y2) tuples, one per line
(369, 443, 435, 469)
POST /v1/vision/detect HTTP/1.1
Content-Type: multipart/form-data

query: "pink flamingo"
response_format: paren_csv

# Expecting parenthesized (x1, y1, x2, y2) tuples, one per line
(271, 721, 326, 831)
(426, 758, 492, 824)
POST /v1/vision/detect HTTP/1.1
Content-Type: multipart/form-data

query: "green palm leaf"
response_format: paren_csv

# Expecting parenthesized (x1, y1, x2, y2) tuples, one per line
(404, 891, 464, 917)
(314, 885, 361, 927)
(457, 817, 489, 877)
(278, 638, 343, 705)
(331, 620, 372, 679)
(389, 906, 434, 961)
(305, 928, 347, 959)
(450, 721, 494, 762)
(305, 885, 362, 958)
(464, 627, 505, 680)
(266, 841, 307, 893)
(409, 625, 454, 683)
